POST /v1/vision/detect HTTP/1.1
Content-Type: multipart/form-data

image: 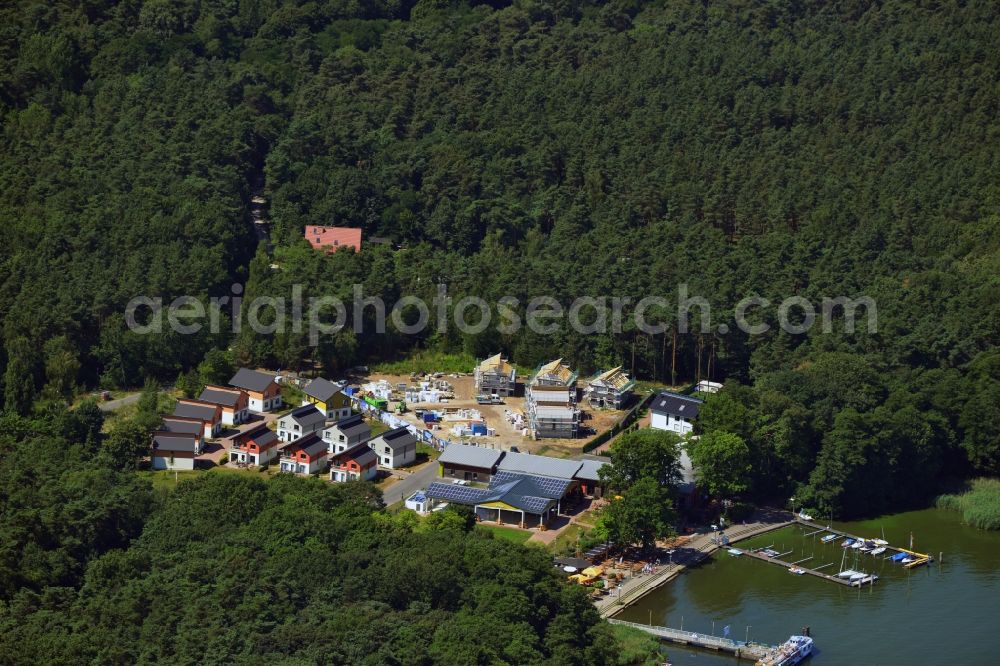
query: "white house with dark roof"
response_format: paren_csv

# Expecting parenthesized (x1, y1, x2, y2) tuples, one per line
(229, 368, 282, 412)
(159, 416, 205, 451)
(322, 414, 372, 454)
(369, 426, 417, 469)
(650, 391, 703, 436)
(150, 433, 199, 470)
(198, 385, 249, 425)
(276, 404, 327, 442)
(172, 399, 222, 438)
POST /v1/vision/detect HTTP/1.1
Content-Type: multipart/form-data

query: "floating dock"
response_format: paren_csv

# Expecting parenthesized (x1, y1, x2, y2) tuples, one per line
(607, 619, 775, 660)
(795, 519, 933, 569)
(729, 547, 855, 586)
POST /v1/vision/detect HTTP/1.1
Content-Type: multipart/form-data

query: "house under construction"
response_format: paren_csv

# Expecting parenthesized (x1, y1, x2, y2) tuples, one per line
(474, 353, 517, 397)
(585, 366, 635, 409)
(526, 359, 580, 439)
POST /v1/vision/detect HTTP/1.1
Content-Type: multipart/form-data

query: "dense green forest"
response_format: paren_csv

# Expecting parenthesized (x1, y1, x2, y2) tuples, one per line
(0, 415, 625, 664)
(1, 0, 997, 516)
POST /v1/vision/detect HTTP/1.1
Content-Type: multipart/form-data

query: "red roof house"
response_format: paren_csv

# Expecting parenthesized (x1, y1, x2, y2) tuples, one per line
(304, 226, 362, 253)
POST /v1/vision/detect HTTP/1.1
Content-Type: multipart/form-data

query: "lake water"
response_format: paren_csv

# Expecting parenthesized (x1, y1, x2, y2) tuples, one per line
(615, 508, 999, 665)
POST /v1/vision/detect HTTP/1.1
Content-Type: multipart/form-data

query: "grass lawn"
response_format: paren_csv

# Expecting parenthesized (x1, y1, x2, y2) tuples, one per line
(546, 523, 588, 554)
(138, 465, 268, 492)
(372, 350, 477, 375)
(417, 442, 440, 461)
(476, 524, 533, 545)
(369, 420, 390, 437)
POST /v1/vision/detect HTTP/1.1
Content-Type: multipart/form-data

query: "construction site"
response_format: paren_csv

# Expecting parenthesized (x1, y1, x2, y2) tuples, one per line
(353, 370, 626, 456)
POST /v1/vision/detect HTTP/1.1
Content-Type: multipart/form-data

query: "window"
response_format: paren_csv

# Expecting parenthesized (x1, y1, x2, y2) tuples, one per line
(339, 434, 345, 441)
(383, 457, 390, 465)
(294, 424, 300, 431)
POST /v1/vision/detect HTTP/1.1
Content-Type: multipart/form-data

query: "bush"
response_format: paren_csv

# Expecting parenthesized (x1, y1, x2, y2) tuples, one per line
(936, 479, 1000, 530)
(725, 501, 754, 523)
(608, 624, 664, 666)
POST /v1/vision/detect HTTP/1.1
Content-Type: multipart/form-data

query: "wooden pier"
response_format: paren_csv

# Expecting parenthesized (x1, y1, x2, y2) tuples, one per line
(608, 619, 775, 660)
(795, 519, 933, 568)
(731, 547, 854, 586)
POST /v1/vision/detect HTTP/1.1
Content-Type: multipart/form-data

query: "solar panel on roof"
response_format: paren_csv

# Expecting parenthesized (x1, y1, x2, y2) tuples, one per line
(426, 483, 491, 505)
(490, 471, 571, 498)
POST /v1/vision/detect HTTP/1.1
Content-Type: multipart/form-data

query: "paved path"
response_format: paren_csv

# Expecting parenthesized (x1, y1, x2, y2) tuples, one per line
(381, 460, 439, 506)
(98, 393, 141, 412)
(596, 510, 793, 618)
(200, 413, 281, 467)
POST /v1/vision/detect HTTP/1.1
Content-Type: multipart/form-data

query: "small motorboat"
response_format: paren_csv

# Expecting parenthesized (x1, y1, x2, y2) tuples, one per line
(871, 546, 887, 556)
(851, 574, 879, 586)
(888, 552, 908, 562)
(789, 567, 806, 575)
(902, 557, 915, 564)
(851, 541, 862, 549)
(873, 538, 888, 546)
(728, 548, 742, 557)
(798, 511, 814, 521)
(841, 538, 855, 548)
(821, 534, 838, 543)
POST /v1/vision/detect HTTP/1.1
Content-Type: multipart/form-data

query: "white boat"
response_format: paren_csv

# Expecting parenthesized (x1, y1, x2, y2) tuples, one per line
(851, 574, 879, 587)
(821, 534, 838, 543)
(858, 542, 873, 553)
(902, 557, 915, 564)
(788, 567, 806, 575)
(851, 541, 862, 549)
(873, 538, 888, 546)
(850, 572, 867, 581)
(728, 548, 742, 556)
(837, 569, 859, 578)
(797, 511, 814, 521)
(871, 546, 886, 556)
(756, 635, 814, 666)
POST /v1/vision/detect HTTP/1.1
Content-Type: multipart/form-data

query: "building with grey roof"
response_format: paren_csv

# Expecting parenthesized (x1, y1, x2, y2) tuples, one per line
(198, 385, 250, 425)
(303, 377, 341, 402)
(151, 433, 199, 470)
(650, 391, 703, 436)
(425, 471, 573, 528)
(370, 426, 417, 469)
(228, 368, 282, 412)
(496, 450, 583, 480)
(322, 414, 372, 454)
(172, 399, 222, 438)
(276, 404, 327, 442)
(438, 444, 505, 482)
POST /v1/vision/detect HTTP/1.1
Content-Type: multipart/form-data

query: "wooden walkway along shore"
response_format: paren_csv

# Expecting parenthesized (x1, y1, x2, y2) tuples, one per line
(608, 619, 774, 660)
(598, 516, 793, 618)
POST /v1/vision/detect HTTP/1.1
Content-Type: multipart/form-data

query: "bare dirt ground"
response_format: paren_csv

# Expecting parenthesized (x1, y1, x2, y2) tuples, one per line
(364, 373, 625, 459)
